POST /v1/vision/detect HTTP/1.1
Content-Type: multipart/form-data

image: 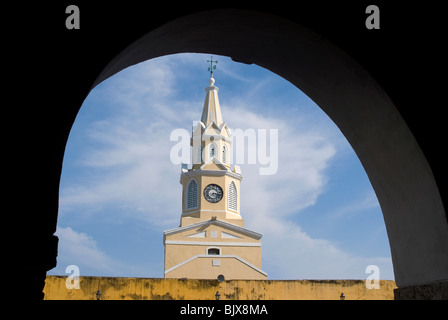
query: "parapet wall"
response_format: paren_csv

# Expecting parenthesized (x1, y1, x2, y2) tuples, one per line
(43, 276, 396, 300)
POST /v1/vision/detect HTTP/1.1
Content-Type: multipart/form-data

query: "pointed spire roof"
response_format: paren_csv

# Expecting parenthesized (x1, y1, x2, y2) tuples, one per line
(201, 77, 223, 127)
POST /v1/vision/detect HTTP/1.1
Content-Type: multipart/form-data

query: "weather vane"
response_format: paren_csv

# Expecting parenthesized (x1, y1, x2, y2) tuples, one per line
(207, 56, 218, 77)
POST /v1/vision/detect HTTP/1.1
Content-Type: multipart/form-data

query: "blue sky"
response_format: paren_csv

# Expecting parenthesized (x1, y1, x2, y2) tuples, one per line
(49, 53, 394, 280)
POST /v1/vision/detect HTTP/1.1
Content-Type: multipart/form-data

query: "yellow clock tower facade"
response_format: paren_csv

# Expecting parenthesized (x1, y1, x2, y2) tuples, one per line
(163, 70, 267, 280)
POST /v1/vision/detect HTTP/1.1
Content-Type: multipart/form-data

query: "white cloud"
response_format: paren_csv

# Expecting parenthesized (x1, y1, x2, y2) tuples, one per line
(61, 118, 182, 227)
(52, 226, 163, 277)
(257, 219, 393, 280)
(328, 191, 380, 220)
(54, 226, 122, 276)
(224, 106, 336, 220)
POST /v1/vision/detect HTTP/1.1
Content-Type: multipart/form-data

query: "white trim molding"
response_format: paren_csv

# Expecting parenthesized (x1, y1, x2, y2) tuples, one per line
(163, 218, 262, 242)
(164, 254, 268, 277)
(165, 240, 261, 247)
(181, 168, 242, 181)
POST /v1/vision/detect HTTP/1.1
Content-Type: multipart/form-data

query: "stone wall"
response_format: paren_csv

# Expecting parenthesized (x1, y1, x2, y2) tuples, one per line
(394, 280, 448, 300)
(43, 276, 396, 300)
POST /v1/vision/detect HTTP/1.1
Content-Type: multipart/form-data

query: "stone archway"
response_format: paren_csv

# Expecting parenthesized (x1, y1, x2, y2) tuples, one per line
(87, 10, 448, 296)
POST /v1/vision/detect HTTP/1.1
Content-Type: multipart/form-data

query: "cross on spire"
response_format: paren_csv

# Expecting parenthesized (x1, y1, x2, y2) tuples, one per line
(207, 56, 218, 77)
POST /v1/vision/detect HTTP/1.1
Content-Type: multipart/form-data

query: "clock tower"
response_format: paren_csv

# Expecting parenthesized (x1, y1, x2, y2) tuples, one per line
(163, 63, 267, 280)
(179, 76, 244, 228)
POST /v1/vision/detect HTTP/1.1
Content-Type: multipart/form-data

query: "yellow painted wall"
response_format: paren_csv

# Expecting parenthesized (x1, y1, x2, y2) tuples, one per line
(164, 225, 262, 272)
(165, 244, 262, 270)
(166, 256, 267, 280)
(164, 218, 264, 279)
(43, 276, 396, 300)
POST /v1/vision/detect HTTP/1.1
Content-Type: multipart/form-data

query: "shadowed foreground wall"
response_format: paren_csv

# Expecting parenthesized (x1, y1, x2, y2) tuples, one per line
(43, 276, 395, 300)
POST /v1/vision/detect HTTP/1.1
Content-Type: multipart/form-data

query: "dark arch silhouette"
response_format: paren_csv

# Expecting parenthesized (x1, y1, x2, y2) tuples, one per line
(13, 5, 447, 300)
(93, 9, 448, 291)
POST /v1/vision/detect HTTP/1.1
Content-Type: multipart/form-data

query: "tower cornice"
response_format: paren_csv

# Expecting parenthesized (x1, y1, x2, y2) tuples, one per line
(202, 134, 232, 143)
(180, 167, 243, 182)
(163, 218, 263, 241)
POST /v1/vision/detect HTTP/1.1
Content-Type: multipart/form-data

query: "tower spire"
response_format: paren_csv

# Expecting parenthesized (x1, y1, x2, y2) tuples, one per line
(201, 57, 223, 126)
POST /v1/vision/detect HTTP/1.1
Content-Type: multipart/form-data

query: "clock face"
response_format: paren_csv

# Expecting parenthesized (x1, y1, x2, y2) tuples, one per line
(203, 184, 223, 203)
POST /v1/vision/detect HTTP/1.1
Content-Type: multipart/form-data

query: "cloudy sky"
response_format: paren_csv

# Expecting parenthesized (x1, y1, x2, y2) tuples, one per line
(49, 53, 394, 280)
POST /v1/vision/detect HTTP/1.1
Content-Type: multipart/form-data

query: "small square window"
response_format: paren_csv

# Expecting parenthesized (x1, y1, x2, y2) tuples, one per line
(207, 248, 220, 255)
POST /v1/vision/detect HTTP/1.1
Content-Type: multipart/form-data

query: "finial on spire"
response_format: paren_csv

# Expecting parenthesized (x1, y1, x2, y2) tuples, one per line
(207, 56, 218, 77)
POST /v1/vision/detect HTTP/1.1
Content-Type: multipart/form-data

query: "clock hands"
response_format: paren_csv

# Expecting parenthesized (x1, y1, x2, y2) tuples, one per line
(204, 184, 223, 203)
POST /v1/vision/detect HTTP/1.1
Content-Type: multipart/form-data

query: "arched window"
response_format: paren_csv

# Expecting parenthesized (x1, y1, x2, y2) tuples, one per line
(207, 248, 221, 255)
(209, 143, 216, 159)
(195, 145, 203, 164)
(222, 145, 227, 163)
(186, 179, 198, 209)
(228, 181, 237, 212)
